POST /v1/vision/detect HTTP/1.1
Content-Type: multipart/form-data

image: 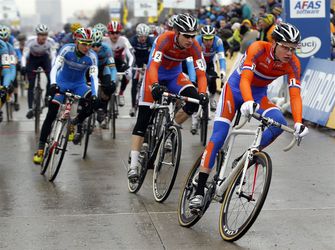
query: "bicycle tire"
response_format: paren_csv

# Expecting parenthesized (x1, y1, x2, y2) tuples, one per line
(48, 119, 70, 182)
(153, 125, 182, 202)
(111, 94, 117, 139)
(82, 114, 93, 159)
(40, 121, 57, 175)
(5, 101, 10, 121)
(178, 154, 204, 227)
(34, 87, 42, 134)
(219, 151, 272, 241)
(128, 130, 150, 193)
(200, 116, 208, 147)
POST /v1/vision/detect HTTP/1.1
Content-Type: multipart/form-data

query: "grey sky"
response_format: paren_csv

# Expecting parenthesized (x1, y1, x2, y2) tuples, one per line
(15, 0, 112, 22)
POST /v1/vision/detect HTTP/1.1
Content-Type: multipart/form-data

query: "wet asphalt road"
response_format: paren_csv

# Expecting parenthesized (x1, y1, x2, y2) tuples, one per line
(0, 89, 334, 250)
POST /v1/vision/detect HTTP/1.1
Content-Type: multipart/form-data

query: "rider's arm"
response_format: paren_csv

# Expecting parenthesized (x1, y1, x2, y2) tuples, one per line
(215, 37, 227, 73)
(1, 50, 11, 87)
(239, 44, 259, 101)
(287, 57, 302, 123)
(48, 38, 57, 66)
(186, 57, 196, 83)
(106, 48, 117, 82)
(50, 55, 64, 85)
(20, 39, 31, 68)
(88, 52, 99, 97)
(147, 36, 165, 86)
(191, 42, 207, 93)
(124, 39, 135, 67)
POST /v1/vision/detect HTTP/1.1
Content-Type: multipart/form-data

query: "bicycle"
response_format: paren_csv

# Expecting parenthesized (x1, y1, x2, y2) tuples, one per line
(178, 110, 301, 241)
(128, 92, 200, 202)
(193, 102, 210, 146)
(40, 91, 81, 182)
(32, 67, 45, 134)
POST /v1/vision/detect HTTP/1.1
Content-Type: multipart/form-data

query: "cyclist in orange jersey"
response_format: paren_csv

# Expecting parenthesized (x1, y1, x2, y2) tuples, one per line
(189, 22, 309, 210)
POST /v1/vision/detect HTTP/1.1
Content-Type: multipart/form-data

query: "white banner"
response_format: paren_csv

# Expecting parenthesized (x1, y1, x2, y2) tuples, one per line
(290, 0, 326, 18)
(163, 0, 196, 9)
(134, 0, 158, 17)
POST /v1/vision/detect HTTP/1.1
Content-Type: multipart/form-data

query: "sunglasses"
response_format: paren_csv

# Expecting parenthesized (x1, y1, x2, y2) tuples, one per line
(92, 43, 102, 48)
(182, 34, 196, 39)
(277, 42, 298, 52)
(109, 31, 120, 35)
(78, 40, 92, 46)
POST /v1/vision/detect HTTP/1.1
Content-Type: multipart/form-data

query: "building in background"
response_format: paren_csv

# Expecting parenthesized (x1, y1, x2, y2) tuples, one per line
(35, 0, 62, 31)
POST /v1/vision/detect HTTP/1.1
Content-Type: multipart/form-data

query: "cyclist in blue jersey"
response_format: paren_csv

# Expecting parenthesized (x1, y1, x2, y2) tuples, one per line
(0, 27, 13, 122)
(128, 23, 154, 117)
(196, 25, 226, 111)
(33, 28, 99, 164)
(91, 28, 117, 128)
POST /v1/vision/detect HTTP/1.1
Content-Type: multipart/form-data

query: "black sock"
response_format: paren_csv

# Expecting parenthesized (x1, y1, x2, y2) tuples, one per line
(195, 172, 209, 196)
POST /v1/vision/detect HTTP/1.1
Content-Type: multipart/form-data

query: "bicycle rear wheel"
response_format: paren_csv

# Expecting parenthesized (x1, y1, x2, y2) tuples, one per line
(128, 145, 149, 194)
(48, 119, 70, 182)
(40, 121, 57, 175)
(82, 113, 94, 159)
(153, 125, 182, 202)
(111, 94, 117, 139)
(219, 151, 272, 241)
(34, 87, 42, 134)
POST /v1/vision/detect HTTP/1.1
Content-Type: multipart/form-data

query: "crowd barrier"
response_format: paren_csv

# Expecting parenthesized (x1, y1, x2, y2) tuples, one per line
(218, 54, 335, 129)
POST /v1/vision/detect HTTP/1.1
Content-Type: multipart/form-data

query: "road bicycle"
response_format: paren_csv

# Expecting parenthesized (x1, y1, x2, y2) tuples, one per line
(128, 92, 200, 202)
(178, 110, 301, 241)
(131, 65, 146, 117)
(40, 91, 81, 182)
(32, 67, 45, 134)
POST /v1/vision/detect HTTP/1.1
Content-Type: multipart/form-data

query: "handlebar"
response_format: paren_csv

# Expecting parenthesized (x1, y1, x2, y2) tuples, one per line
(162, 92, 200, 104)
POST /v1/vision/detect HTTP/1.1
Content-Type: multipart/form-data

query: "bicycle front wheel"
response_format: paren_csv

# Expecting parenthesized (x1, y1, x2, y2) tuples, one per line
(48, 119, 70, 182)
(82, 113, 94, 159)
(219, 151, 272, 241)
(111, 94, 117, 139)
(153, 125, 182, 202)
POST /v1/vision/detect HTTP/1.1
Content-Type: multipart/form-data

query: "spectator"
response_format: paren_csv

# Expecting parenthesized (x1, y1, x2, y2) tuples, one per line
(239, 24, 259, 53)
(257, 14, 275, 42)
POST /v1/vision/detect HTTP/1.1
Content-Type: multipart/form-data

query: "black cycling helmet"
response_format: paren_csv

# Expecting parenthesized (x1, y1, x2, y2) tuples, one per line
(173, 13, 198, 35)
(272, 22, 301, 44)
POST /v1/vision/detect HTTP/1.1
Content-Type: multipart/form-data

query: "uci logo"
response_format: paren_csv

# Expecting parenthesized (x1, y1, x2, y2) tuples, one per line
(296, 36, 321, 58)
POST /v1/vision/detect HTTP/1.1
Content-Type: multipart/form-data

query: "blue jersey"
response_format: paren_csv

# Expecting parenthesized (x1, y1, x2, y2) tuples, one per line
(195, 35, 226, 72)
(5, 42, 17, 83)
(50, 43, 99, 96)
(129, 35, 154, 67)
(0, 39, 11, 87)
(96, 43, 117, 82)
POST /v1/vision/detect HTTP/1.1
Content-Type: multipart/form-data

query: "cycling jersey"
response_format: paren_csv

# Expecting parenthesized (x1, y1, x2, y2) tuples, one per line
(0, 39, 11, 87)
(95, 43, 117, 82)
(195, 35, 226, 72)
(102, 36, 134, 69)
(129, 35, 155, 67)
(50, 44, 98, 100)
(21, 36, 57, 67)
(140, 31, 207, 106)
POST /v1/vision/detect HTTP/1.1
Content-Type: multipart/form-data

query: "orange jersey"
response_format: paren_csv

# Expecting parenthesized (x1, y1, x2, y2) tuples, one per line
(147, 31, 207, 93)
(237, 41, 303, 122)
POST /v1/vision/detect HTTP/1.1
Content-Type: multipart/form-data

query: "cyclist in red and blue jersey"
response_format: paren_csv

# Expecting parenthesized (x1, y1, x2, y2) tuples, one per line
(189, 22, 309, 210)
(127, 13, 208, 180)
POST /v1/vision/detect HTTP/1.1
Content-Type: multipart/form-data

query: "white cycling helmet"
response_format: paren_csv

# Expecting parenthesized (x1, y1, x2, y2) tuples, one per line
(92, 28, 104, 44)
(201, 25, 215, 39)
(93, 23, 107, 35)
(136, 23, 150, 36)
(272, 22, 301, 44)
(0, 25, 11, 40)
(35, 24, 49, 35)
(167, 15, 178, 28)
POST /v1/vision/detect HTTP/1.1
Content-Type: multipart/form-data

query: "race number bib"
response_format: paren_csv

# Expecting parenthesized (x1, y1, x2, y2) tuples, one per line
(153, 51, 162, 63)
(196, 59, 205, 71)
(1, 54, 10, 65)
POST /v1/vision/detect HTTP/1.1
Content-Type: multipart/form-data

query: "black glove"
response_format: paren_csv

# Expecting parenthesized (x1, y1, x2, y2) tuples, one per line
(49, 84, 59, 97)
(199, 93, 209, 106)
(21, 66, 26, 76)
(151, 83, 166, 101)
(90, 95, 99, 110)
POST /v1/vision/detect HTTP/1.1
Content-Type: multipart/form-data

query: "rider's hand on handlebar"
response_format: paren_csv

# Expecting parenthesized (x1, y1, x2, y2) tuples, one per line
(294, 122, 309, 138)
(199, 92, 209, 106)
(151, 83, 167, 101)
(125, 67, 132, 80)
(240, 101, 259, 116)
